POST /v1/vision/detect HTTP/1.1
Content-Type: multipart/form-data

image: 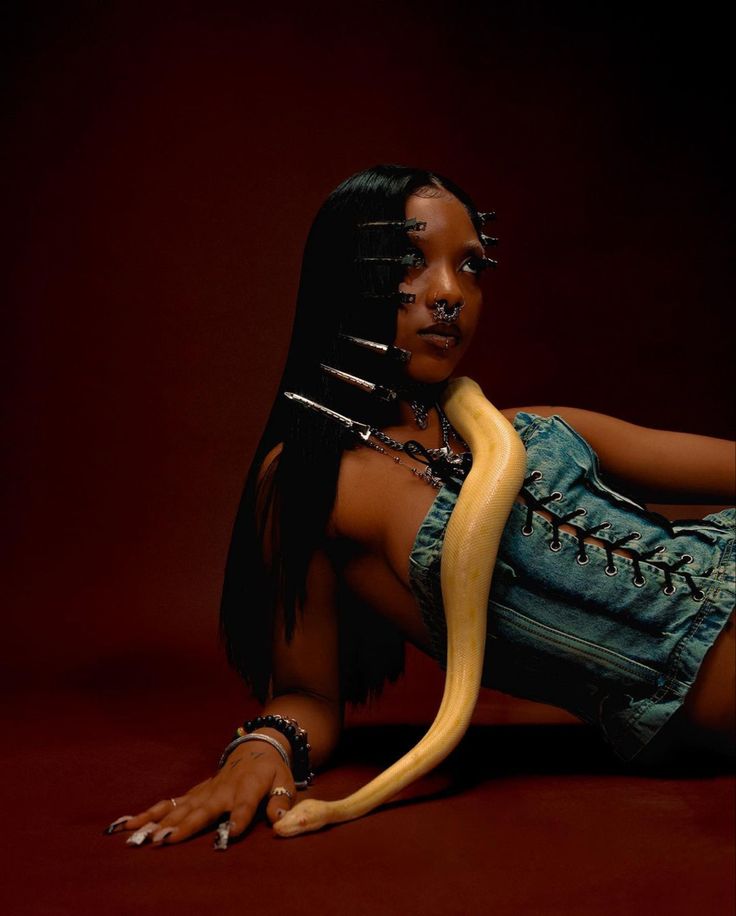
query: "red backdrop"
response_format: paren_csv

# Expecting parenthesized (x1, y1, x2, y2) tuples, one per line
(4, 2, 733, 706)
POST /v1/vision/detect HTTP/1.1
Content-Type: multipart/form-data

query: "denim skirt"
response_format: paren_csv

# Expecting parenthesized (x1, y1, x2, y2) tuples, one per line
(409, 412, 735, 762)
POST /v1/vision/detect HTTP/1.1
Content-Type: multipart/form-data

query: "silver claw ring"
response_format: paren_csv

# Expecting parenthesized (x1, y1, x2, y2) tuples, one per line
(431, 299, 464, 323)
(269, 786, 294, 802)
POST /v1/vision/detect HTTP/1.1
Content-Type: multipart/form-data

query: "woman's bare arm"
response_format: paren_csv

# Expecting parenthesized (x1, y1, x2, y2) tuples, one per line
(503, 406, 735, 504)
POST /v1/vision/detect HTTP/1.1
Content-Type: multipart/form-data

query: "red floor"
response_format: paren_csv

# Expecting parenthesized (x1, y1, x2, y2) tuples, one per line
(4, 647, 734, 916)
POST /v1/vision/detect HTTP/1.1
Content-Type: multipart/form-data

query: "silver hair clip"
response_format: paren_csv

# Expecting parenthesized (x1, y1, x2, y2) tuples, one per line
(338, 333, 412, 363)
(320, 364, 397, 401)
(357, 218, 427, 232)
(478, 210, 497, 224)
(357, 252, 424, 268)
(284, 392, 373, 440)
(480, 235, 499, 247)
(431, 300, 465, 323)
(361, 291, 416, 305)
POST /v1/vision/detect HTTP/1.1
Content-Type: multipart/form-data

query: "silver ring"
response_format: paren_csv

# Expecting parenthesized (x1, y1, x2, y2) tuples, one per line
(269, 786, 293, 802)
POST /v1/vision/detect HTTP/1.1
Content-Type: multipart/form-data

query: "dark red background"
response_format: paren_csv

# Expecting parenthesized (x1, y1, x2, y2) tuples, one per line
(4, 1, 733, 692)
(2, 4, 734, 915)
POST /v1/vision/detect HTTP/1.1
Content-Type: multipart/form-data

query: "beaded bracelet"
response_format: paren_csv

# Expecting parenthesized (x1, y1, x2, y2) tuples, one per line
(236, 714, 314, 789)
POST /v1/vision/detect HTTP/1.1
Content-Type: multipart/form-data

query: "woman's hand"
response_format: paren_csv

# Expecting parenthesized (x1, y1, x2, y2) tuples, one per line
(104, 743, 297, 849)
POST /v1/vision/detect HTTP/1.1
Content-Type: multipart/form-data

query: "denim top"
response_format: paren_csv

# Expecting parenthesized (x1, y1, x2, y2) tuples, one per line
(407, 412, 735, 760)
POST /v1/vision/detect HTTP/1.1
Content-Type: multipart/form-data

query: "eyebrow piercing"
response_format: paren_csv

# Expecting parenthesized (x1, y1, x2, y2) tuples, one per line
(480, 235, 499, 247)
(338, 334, 412, 363)
(320, 364, 397, 401)
(357, 218, 427, 232)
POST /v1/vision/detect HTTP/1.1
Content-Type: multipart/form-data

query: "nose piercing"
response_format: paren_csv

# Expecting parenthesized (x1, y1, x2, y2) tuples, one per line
(431, 299, 464, 323)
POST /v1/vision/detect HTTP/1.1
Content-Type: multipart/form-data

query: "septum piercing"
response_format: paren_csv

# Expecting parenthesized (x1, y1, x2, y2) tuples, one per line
(431, 299, 464, 323)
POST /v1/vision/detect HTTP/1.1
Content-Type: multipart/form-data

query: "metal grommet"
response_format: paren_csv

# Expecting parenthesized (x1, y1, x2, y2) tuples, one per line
(630, 532, 642, 540)
(663, 584, 676, 596)
(600, 522, 612, 530)
(530, 470, 543, 481)
(521, 525, 534, 536)
(550, 491, 563, 501)
(605, 565, 618, 577)
(654, 545, 666, 554)
(692, 589, 705, 601)
(576, 553, 589, 566)
(680, 554, 693, 564)
(575, 507, 588, 517)
(632, 575, 646, 588)
(549, 540, 562, 552)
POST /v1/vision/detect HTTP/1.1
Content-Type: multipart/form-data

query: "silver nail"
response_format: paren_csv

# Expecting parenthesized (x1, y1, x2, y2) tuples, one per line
(126, 822, 158, 846)
(213, 821, 232, 851)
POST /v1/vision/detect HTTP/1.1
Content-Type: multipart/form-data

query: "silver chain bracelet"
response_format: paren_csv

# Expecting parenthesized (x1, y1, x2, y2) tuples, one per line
(218, 733, 291, 772)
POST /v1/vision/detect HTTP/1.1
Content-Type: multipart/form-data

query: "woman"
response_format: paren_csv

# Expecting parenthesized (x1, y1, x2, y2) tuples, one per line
(106, 165, 735, 848)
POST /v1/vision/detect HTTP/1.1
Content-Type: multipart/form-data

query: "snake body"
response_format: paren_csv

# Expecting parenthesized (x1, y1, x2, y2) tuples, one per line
(273, 377, 527, 837)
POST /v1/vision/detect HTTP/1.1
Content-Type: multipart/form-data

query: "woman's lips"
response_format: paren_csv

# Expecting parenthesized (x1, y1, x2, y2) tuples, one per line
(417, 323, 461, 350)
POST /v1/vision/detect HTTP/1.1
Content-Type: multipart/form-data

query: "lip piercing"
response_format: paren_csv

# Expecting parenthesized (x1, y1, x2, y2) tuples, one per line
(431, 299, 464, 323)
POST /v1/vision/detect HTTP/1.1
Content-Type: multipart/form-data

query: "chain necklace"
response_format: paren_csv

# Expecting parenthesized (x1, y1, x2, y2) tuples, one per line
(366, 403, 471, 489)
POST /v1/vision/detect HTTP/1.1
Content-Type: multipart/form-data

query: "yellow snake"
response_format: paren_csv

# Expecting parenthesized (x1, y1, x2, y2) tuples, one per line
(273, 377, 527, 837)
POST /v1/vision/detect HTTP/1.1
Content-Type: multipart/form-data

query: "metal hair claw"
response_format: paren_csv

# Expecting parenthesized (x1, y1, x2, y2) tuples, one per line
(338, 334, 412, 363)
(284, 392, 373, 440)
(320, 364, 397, 401)
(361, 291, 416, 305)
(357, 218, 427, 232)
(357, 253, 424, 268)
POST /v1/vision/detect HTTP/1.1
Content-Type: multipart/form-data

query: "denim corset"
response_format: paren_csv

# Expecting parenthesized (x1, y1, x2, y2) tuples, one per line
(408, 412, 735, 761)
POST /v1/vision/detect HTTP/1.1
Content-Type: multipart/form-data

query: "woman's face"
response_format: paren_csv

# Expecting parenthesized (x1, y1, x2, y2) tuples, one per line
(394, 191, 486, 384)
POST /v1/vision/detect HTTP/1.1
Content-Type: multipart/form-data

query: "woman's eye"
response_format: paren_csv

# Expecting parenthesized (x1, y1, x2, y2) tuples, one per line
(460, 256, 489, 275)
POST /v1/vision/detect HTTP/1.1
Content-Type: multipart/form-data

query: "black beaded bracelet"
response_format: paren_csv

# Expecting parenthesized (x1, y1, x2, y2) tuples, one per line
(236, 714, 314, 789)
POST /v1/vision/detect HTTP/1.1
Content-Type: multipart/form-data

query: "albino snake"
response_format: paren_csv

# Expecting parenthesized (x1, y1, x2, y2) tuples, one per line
(273, 377, 527, 837)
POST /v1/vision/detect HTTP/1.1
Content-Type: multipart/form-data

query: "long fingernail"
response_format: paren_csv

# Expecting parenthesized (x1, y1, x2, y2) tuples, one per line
(152, 828, 174, 844)
(213, 821, 233, 851)
(126, 822, 158, 846)
(103, 816, 132, 835)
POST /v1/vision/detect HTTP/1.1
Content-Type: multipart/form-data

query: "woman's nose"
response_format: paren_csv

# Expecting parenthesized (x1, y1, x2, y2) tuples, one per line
(427, 266, 464, 314)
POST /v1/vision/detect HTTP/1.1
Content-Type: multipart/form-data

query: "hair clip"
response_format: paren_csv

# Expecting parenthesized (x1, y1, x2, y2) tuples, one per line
(339, 334, 412, 363)
(320, 364, 397, 401)
(480, 235, 499, 247)
(357, 218, 427, 232)
(361, 291, 416, 305)
(284, 392, 372, 440)
(477, 211, 497, 225)
(357, 253, 424, 268)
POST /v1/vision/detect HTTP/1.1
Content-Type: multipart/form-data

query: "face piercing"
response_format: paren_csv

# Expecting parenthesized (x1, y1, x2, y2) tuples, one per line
(284, 392, 373, 440)
(477, 210, 497, 224)
(320, 363, 397, 401)
(338, 333, 412, 363)
(480, 234, 499, 247)
(431, 299, 464, 323)
(357, 218, 427, 232)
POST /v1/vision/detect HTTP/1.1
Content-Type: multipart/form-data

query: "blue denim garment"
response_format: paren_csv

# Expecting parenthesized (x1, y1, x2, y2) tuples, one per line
(409, 412, 735, 762)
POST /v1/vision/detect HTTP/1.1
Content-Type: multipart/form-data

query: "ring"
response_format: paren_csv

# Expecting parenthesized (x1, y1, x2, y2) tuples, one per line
(170, 798, 177, 808)
(269, 786, 293, 802)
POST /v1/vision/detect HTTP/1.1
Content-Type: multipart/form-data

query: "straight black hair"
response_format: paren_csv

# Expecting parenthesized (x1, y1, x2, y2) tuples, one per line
(219, 164, 483, 705)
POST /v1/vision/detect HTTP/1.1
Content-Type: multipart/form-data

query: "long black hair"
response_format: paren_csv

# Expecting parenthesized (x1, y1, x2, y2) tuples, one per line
(219, 164, 483, 705)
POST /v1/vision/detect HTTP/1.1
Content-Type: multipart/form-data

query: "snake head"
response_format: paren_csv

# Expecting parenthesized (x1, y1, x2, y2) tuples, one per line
(272, 799, 332, 837)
